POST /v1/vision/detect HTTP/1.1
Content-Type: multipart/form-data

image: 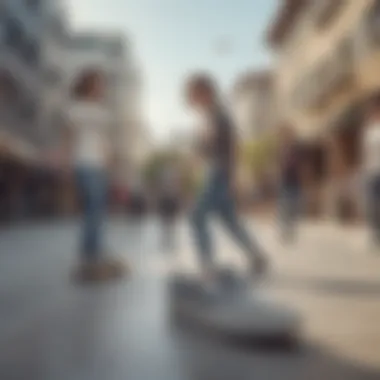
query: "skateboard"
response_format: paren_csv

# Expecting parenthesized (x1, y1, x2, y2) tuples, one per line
(168, 268, 301, 347)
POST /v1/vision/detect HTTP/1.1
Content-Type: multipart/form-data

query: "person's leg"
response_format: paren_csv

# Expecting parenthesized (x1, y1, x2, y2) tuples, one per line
(87, 168, 107, 257)
(278, 185, 294, 243)
(190, 174, 217, 269)
(285, 184, 300, 242)
(216, 176, 267, 275)
(165, 218, 176, 252)
(76, 168, 92, 260)
(76, 167, 107, 261)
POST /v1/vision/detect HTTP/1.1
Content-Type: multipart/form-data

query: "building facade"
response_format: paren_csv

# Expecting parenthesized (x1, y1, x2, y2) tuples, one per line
(266, 0, 380, 219)
(0, 0, 42, 154)
(232, 70, 276, 140)
(0, 0, 70, 221)
(63, 31, 141, 183)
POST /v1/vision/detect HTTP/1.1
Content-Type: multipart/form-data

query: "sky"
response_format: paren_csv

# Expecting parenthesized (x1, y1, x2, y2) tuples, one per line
(66, 0, 276, 142)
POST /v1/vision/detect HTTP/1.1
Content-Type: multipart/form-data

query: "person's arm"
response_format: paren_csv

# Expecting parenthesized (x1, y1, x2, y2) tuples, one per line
(217, 113, 238, 191)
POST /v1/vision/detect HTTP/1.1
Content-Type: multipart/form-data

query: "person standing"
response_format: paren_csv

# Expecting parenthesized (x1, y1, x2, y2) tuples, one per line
(65, 69, 127, 282)
(185, 73, 268, 287)
(362, 94, 380, 249)
(277, 124, 305, 244)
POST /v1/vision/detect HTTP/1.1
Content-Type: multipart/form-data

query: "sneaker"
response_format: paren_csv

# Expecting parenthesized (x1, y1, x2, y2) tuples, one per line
(73, 258, 129, 284)
(101, 257, 130, 277)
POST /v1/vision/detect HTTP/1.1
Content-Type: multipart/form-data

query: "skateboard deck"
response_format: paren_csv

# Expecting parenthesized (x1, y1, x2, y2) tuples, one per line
(168, 269, 301, 345)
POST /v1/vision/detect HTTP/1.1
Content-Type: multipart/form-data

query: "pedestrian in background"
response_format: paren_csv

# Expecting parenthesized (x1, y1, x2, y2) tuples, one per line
(277, 123, 305, 244)
(157, 165, 181, 252)
(65, 69, 127, 282)
(362, 94, 380, 250)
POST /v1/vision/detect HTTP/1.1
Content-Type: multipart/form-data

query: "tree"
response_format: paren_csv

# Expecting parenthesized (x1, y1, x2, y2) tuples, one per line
(240, 134, 277, 179)
(142, 149, 199, 195)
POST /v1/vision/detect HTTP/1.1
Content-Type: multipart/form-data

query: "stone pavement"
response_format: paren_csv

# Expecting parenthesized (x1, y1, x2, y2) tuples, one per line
(0, 217, 379, 380)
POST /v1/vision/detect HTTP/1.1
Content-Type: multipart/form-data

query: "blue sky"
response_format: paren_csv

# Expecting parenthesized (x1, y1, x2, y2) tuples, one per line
(67, 0, 276, 141)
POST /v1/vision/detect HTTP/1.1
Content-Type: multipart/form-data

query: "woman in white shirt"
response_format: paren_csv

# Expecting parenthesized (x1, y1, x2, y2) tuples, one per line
(67, 69, 126, 282)
(362, 95, 380, 249)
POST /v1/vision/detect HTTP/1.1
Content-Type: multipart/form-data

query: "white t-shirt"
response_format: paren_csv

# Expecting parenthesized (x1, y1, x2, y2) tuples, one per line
(68, 102, 110, 168)
(362, 123, 380, 177)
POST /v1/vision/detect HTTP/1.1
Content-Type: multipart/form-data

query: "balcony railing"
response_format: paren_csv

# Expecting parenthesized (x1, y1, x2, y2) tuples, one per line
(358, 1, 380, 55)
(314, 0, 345, 28)
(292, 36, 355, 110)
(0, 47, 40, 94)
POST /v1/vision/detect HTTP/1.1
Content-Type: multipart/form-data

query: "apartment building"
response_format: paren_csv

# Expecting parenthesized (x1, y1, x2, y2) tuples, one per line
(266, 0, 380, 219)
(62, 30, 145, 189)
(233, 69, 276, 140)
(0, 0, 43, 155)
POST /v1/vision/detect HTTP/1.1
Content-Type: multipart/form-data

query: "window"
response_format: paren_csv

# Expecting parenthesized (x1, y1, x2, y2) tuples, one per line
(19, 100, 36, 121)
(22, 40, 39, 66)
(104, 40, 123, 57)
(48, 14, 66, 39)
(0, 2, 5, 19)
(3, 18, 24, 49)
(292, 40, 354, 111)
(44, 67, 60, 85)
(365, 0, 380, 46)
(0, 71, 19, 105)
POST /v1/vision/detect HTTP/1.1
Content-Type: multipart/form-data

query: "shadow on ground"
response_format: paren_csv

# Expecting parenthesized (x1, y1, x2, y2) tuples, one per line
(271, 274, 380, 297)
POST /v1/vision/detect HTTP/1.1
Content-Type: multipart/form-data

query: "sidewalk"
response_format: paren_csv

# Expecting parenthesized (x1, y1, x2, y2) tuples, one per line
(0, 218, 379, 378)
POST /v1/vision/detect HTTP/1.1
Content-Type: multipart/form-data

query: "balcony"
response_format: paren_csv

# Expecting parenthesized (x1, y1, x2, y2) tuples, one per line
(0, 48, 40, 94)
(6, 0, 42, 40)
(314, 0, 345, 28)
(292, 36, 355, 111)
(357, 1, 380, 57)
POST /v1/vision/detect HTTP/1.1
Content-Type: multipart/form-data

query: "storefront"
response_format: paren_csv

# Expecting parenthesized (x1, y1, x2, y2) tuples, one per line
(322, 101, 364, 222)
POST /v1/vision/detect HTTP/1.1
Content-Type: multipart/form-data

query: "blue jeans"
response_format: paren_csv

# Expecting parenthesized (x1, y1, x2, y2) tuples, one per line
(191, 168, 261, 267)
(75, 167, 108, 260)
(278, 183, 300, 240)
(367, 175, 380, 244)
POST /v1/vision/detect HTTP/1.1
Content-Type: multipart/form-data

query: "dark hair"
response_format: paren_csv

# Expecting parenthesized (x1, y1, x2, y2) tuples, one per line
(71, 69, 105, 99)
(185, 72, 217, 97)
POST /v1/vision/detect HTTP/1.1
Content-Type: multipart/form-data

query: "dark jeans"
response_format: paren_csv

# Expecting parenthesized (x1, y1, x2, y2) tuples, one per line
(76, 166, 108, 260)
(278, 183, 300, 241)
(367, 175, 380, 244)
(191, 168, 262, 267)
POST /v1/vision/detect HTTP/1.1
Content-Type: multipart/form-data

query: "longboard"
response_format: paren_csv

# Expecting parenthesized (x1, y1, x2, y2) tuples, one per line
(168, 269, 301, 347)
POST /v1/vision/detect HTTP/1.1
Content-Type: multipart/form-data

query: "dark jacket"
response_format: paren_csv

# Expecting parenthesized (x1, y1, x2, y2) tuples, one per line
(197, 107, 236, 179)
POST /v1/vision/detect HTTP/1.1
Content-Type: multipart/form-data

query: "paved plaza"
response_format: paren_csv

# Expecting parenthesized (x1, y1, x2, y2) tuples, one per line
(0, 218, 379, 379)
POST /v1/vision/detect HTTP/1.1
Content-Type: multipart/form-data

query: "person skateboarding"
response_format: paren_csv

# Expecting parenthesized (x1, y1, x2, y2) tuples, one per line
(184, 72, 269, 290)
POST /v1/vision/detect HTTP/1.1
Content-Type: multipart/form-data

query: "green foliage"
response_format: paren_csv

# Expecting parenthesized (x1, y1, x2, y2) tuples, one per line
(142, 150, 177, 186)
(142, 149, 199, 194)
(240, 135, 277, 177)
